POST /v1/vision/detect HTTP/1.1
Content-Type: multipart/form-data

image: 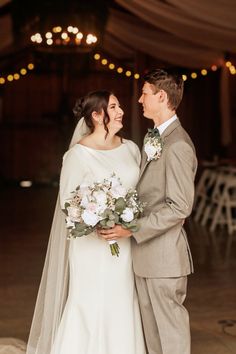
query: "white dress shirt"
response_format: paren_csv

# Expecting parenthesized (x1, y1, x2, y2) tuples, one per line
(155, 114, 178, 136)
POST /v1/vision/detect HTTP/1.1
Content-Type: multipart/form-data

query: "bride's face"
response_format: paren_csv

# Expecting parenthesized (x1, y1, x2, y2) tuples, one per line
(106, 95, 124, 132)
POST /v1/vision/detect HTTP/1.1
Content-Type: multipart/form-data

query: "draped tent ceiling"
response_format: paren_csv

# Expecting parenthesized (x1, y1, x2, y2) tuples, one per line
(0, 0, 236, 68)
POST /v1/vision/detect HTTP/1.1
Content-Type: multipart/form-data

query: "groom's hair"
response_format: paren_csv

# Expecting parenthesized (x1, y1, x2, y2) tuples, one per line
(144, 69, 184, 110)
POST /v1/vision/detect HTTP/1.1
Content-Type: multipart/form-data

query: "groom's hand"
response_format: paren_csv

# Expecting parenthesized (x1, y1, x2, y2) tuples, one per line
(97, 225, 132, 240)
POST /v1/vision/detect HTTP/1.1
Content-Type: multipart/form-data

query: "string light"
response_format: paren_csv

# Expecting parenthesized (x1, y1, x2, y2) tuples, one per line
(27, 63, 34, 70)
(93, 53, 229, 82)
(0, 63, 35, 85)
(201, 69, 208, 76)
(13, 73, 20, 80)
(94, 53, 100, 60)
(229, 66, 236, 75)
(225, 61, 236, 75)
(7, 75, 14, 82)
(101, 59, 108, 65)
(117, 67, 123, 74)
(20, 68, 27, 75)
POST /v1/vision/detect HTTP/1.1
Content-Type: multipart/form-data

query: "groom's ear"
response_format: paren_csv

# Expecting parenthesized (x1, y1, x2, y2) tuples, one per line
(158, 89, 167, 103)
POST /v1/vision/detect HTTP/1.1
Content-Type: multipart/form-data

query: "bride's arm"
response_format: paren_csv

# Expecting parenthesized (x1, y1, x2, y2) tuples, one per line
(59, 148, 86, 209)
(127, 140, 141, 167)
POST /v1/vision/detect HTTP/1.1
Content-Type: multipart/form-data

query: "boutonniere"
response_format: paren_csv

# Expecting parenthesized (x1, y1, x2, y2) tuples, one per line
(144, 128, 163, 162)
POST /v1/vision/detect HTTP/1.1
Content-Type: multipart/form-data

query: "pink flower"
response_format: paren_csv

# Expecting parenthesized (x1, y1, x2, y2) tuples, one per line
(87, 202, 97, 213)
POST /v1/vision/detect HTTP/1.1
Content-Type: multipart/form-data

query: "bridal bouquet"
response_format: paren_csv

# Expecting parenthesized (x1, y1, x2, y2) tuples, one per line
(63, 174, 145, 256)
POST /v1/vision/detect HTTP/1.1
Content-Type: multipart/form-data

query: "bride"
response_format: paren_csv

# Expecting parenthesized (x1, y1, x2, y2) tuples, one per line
(26, 90, 146, 354)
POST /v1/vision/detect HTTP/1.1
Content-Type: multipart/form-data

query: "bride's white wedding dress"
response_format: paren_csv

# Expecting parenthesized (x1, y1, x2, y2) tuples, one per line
(50, 140, 146, 354)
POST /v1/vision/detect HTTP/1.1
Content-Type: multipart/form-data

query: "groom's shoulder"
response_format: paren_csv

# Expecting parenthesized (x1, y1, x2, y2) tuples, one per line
(166, 124, 195, 152)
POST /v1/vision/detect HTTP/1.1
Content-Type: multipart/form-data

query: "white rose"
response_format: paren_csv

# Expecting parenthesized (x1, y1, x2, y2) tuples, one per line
(110, 185, 127, 199)
(93, 191, 107, 205)
(93, 191, 107, 213)
(121, 208, 134, 222)
(144, 142, 157, 161)
(87, 202, 97, 213)
(96, 203, 107, 214)
(81, 210, 100, 227)
(80, 194, 90, 208)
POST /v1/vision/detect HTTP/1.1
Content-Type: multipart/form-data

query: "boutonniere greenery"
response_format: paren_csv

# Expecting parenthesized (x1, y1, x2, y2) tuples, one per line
(144, 128, 163, 162)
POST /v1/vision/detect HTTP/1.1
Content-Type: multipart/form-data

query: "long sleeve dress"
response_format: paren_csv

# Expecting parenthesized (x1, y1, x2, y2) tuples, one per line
(50, 140, 146, 354)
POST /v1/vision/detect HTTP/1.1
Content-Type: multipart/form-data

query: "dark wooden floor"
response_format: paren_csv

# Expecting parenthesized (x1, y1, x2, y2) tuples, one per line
(0, 185, 236, 353)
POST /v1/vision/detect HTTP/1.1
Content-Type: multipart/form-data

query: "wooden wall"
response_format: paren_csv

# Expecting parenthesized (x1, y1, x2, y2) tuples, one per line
(0, 70, 134, 182)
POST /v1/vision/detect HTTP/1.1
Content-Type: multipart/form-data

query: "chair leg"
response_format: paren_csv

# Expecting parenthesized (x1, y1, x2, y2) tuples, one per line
(226, 204, 233, 235)
(210, 202, 223, 232)
(201, 204, 211, 226)
(194, 197, 206, 222)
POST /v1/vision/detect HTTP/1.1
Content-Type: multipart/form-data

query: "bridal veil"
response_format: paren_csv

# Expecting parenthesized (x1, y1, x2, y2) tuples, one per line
(26, 118, 90, 354)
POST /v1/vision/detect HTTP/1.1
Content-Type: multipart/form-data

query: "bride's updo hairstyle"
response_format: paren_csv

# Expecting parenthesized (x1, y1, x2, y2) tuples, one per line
(73, 90, 118, 137)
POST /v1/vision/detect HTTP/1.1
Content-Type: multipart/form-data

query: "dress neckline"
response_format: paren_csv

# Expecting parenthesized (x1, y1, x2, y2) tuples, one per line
(76, 141, 126, 152)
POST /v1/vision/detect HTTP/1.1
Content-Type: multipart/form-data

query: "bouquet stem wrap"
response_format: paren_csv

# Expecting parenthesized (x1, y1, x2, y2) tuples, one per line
(108, 240, 120, 257)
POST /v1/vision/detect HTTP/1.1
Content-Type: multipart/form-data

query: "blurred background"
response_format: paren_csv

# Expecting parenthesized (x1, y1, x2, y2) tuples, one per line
(0, 1, 236, 353)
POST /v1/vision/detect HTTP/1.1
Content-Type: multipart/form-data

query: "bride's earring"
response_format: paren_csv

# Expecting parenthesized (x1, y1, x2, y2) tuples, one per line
(98, 120, 103, 125)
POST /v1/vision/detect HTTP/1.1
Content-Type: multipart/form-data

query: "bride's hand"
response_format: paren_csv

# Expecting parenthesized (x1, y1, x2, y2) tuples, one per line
(97, 225, 132, 240)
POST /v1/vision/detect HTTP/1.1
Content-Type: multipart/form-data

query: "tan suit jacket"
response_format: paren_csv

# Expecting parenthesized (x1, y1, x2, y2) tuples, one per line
(132, 118, 197, 278)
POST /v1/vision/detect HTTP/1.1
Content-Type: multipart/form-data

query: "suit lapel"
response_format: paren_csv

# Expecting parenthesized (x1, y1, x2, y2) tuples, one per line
(139, 150, 151, 179)
(139, 119, 181, 180)
(161, 118, 181, 141)
(140, 133, 147, 172)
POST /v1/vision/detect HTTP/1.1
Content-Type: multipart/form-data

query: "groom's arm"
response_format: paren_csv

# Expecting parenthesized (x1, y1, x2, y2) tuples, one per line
(133, 140, 197, 244)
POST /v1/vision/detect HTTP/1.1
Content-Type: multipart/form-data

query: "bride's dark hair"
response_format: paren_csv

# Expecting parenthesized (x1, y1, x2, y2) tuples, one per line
(73, 90, 121, 138)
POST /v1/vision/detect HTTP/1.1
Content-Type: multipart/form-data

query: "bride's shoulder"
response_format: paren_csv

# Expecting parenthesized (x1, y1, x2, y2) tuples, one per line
(62, 143, 85, 161)
(123, 139, 141, 162)
(123, 139, 140, 151)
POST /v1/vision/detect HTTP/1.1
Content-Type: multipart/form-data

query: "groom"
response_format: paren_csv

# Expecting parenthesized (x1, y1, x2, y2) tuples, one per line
(100, 68, 197, 354)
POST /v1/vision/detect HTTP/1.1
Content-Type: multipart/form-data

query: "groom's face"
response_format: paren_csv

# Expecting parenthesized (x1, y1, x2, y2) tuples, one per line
(139, 82, 161, 120)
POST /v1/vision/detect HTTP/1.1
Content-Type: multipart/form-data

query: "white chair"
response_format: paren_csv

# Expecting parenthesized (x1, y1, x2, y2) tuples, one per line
(222, 176, 236, 235)
(209, 168, 236, 234)
(194, 168, 217, 222)
(201, 168, 228, 228)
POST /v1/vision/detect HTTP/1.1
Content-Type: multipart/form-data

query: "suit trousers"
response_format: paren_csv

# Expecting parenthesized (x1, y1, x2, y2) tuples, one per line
(135, 275, 190, 354)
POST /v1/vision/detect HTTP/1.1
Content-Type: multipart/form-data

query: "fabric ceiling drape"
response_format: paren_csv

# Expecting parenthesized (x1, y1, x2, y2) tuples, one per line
(168, 0, 236, 31)
(107, 9, 224, 68)
(116, 0, 236, 52)
(102, 32, 134, 59)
